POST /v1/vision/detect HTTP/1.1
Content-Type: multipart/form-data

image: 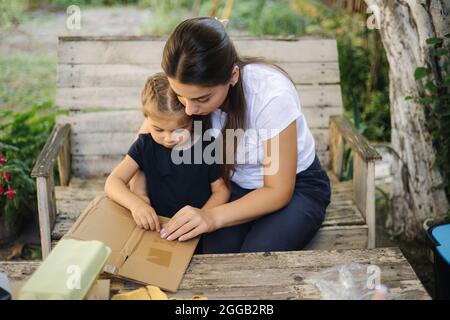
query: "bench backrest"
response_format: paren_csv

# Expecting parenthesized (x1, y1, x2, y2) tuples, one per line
(56, 36, 343, 177)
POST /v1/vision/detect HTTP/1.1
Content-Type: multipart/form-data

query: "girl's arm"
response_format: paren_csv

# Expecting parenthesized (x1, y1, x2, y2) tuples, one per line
(129, 119, 151, 201)
(201, 178, 230, 210)
(105, 155, 160, 231)
(160, 122, 298, 241)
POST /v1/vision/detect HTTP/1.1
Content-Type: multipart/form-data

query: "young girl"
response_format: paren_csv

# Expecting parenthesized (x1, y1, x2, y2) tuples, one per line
(104, 72, 230, 233)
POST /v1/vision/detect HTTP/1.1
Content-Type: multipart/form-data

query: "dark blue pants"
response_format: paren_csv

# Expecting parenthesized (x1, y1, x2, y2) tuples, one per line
(197, 154, 331, 254)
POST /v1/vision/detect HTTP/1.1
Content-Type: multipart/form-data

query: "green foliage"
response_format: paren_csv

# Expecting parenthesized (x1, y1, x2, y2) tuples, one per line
(0, 0, 27, 32)
(409, 35, 450, 203)
(35, 0, 139, 8)
(0, 54, 56, 111)
(0, 102, 59, 229)
(205, 0, 391, 142)
(139, 0, 194, 36)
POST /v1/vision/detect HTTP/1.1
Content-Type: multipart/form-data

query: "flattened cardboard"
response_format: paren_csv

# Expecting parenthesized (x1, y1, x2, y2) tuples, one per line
(63, 195, 199, 292)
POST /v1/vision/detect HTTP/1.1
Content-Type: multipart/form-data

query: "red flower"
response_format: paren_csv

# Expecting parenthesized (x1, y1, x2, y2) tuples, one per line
(5, 185, 16, 200)
(3, 172, 10, 183)
(0, 152, 4, 165)
(0, 184, 3, 194)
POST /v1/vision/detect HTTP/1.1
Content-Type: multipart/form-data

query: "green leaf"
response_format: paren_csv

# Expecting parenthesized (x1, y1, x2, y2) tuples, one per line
(434, 48, 449, 57)
(405, 95, 414, 101)
(0, 142, 19, 152)
(425, 81, 438, 93)
(418, 96, 435, 105)
(426, 37, 443, 45)
(415, 67, 430, 80)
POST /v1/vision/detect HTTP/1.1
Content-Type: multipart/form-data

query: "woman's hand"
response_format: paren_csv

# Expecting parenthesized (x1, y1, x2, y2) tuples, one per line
(130, 202, 161, 232)
(160, 205, 217, 242)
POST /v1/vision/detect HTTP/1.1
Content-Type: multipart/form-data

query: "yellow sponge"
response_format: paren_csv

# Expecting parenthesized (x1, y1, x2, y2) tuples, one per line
(111, 285, 207, 300)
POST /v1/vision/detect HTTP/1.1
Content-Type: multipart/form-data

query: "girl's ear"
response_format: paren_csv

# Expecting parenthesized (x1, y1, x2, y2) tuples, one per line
(229, 65, 240, 87)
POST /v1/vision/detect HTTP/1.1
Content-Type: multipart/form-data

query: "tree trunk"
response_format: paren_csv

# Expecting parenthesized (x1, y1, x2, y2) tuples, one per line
(364, 0, 449, 239)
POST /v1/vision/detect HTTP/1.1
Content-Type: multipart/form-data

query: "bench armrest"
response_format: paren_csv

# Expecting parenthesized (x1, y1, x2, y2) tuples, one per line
(31, 124, 71, 259)
(31, 124, 71, 183)
(329, 115, 381, 249)
(330, 115, 381, 162)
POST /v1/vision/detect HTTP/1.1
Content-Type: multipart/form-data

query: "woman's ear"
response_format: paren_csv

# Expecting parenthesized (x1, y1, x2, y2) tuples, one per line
(230, 65, 240, 87)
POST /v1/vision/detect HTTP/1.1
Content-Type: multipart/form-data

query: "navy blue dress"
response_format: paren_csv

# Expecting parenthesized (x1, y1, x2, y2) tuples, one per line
(127, 133, 221, 218)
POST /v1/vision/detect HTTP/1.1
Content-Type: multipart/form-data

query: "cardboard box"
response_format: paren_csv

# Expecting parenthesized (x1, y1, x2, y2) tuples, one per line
(63, 195, 200, 292)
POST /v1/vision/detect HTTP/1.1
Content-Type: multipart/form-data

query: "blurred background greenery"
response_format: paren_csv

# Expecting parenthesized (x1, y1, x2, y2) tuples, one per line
(0, 0, 390, 140)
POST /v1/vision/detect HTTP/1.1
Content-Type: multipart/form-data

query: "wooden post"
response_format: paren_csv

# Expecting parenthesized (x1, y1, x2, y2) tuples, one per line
(330, 119, 345, 179)
(36, 175, 57, 259)
(57, 128, 71, 186)
(353, 152, 376, 248)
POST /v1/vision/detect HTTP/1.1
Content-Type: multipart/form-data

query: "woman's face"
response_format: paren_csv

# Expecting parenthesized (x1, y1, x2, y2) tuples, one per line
(167, 66, 240, 116)
(168, 77, 229, 116)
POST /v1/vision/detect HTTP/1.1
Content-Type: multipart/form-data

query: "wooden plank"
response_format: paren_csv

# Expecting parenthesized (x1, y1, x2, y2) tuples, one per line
(72, 132, 136, 156)
(329, 118, 344, 179)
(58, 38, 338, 65)
(50, 175, 365, 241)
(57, 127, 71, 186)
(72, 155, 122, 177)
(50, 199, 365, 240)
(36, 176, 56, 259)
(57, 110, 143, 133)
(305, 225, 368, 250)
(57, 110, 340, 137)
(56, 85, 343, 110)
(0, 248, 431, 300)
(353, 152, 376, 249)
(51, 203, 366, 241)
(70, 128, 330, 157)
(57, 62, 340, 88)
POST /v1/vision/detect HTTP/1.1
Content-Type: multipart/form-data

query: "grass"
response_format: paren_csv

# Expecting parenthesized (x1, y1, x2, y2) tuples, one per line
(0, 53, 56, 112)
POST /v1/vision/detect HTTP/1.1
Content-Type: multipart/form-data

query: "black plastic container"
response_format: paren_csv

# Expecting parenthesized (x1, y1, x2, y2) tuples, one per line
(427, 223, 450, 300)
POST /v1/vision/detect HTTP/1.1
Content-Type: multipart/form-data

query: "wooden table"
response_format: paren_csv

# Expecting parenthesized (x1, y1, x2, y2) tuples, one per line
(0, 247, 430, 299)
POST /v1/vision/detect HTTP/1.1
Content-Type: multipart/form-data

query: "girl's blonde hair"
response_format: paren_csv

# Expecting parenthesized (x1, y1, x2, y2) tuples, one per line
(141, 72, 185, 118)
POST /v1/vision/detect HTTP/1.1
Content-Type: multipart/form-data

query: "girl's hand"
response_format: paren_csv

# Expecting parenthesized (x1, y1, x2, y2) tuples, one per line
(130, 202, 161, 232)
(160, 205, 216, 242)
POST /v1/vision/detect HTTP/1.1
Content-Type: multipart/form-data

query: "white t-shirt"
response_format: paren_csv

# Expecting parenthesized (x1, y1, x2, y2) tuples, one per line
(210, 63, 316, 189)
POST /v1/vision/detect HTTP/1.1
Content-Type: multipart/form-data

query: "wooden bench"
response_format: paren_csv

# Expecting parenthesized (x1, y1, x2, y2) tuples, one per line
(31, 36, 381, 259)
(0, 248, 430, 299)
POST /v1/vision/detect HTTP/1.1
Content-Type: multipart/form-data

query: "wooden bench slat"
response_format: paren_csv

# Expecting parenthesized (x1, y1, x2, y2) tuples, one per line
(57, 62, 340, 88)
(50, 173, 367, 248)
(69, 150, 331, 178)
(58, 38, 338, 65)
(69, 128, 331, 157)
(55, 84, 343, 110)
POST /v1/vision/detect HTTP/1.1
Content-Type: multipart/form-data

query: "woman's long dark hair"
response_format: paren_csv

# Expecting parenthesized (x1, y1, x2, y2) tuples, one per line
(162, 17, 292, 186)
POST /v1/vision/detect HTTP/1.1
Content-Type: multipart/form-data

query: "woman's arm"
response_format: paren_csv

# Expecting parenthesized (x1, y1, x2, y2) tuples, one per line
(105, 155, 161, 231)
(210, 121, 298, 228)
(201, 178, 230, 210)
(160, 122, 298, 241)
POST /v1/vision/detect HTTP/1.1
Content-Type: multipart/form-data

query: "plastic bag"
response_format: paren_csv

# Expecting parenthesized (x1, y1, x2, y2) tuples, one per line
(305, 263, 393, 300)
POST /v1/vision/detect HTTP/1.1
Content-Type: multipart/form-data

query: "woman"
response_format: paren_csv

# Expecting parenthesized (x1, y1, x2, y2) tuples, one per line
(131, 17, 331, 254)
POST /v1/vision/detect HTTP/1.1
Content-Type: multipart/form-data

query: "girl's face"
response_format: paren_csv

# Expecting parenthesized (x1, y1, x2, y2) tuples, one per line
(167, 66, 240, 116)
(145, 109, 192, 149)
